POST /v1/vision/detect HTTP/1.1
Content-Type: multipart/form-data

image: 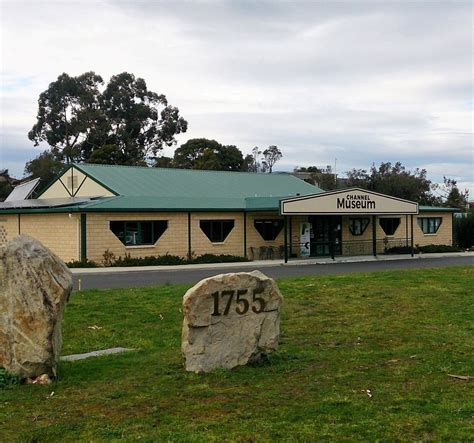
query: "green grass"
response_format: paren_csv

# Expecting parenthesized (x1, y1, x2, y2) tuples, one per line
(1, 266, 473, 442)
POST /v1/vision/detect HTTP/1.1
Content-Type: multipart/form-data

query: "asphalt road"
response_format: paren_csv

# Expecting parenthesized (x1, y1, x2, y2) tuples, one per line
(72, 256, 473, 290)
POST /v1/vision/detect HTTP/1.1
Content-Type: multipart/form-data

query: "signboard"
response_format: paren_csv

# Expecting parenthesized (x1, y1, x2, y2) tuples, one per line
(300, 222, 311, 257)
(281, 188, 418, 215)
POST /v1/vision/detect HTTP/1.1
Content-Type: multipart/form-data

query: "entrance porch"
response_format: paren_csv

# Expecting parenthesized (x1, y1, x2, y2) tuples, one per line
(280, 188, 419, 262)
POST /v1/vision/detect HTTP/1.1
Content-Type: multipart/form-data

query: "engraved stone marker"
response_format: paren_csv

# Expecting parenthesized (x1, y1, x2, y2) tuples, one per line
(0, 235, 72, 379)
(182, 270, 283, 373)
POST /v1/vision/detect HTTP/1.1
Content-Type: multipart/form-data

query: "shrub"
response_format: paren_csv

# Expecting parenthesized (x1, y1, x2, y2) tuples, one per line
(111, 253, 186, 267)
(66, 259, 98, 268)
(190, 254, 249, 264)
(384, 245, 418, 254)
(67, 252, 249, 268)
(417, 244, 462, 253)
(454, 212, 474, 249)
(102, 249, 116, 267)
(0, 368, 20, 388)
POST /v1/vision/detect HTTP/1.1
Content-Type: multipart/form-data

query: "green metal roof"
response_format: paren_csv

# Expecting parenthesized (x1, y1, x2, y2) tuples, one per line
(0, 164, 320, 213)
(0, 163, 460, 214)
(75, 164, 321, 200)
(419, 206, 459, 212)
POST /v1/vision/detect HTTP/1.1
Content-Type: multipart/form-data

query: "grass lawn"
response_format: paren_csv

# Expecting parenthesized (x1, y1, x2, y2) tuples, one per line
(1, 266, 473, 441)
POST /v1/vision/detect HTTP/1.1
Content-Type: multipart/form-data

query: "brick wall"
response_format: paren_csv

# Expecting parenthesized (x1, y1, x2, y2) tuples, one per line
(0, 210, 454, 264)
(0, 215, 19, 248)
(0, 213, 79, 262)
(86, 212, 189, 263)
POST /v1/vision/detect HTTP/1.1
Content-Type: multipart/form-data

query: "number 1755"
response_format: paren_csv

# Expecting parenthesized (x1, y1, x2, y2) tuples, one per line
(211, 288, 266, 316)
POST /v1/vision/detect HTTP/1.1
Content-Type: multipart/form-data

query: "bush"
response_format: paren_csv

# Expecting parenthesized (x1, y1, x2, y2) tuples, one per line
(190, 254, 249, 264)
(0, 368, 20, 388)
(417, 244, 462, 253)
(454, 212, 474, 249)
(67, 259, 98, 268)
(67, 252, 249, 268)
(384, 245, 418, 254)
(111, 253, 186, 267)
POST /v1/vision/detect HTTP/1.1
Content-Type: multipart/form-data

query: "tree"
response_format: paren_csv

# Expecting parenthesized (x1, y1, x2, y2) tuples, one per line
(246, 146, 262, 173)
(215, 145, 245, 171)
(294, 165, 338, 190)
(173, 139, 221, 169)
(24, 150, 65, 196)
(172, 139, 245, 171)
(98, 72, 187, 165)
(29, 72, 187, 165)
(434, 177, 469, 210)
(345, 162, 439, 205)
(28, 72, 104, 164)
(262, 145, 282, 173)
(154, 156, 174, 168)
(454, 211, 474, 248)
(0, 170, 14, 201)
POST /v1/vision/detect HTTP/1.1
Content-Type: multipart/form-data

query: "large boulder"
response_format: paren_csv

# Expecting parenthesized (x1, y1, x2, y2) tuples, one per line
(182, 270, 283, 373)
(0, 235, 72, 379)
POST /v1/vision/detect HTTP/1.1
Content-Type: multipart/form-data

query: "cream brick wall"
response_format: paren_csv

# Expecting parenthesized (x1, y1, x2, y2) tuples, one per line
(0, 213, 80, 262)
(246, 212, 286, 259)
(414, 212, 453, 247)
(341, 213, 453, 254)
(190, 212, 246, 257)
(0, 209, 453, 265)
(0, 215, 19, 248)
(86, 212, 189, 263)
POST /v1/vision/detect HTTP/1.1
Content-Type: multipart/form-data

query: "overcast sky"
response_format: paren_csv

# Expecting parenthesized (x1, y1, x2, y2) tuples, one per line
(1, 0, 472, 195)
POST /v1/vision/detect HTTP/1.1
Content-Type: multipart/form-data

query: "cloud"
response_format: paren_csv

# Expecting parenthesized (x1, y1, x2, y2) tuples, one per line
(1, 0, 472, 196)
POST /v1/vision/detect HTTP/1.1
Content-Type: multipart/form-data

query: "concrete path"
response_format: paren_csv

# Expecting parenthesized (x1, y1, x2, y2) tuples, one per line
(61, 347, 135, 362)
(71, 252, 473, 290)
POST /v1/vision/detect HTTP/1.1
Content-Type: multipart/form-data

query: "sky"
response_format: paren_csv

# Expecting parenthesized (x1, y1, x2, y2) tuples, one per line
(0, 0, 473, 197)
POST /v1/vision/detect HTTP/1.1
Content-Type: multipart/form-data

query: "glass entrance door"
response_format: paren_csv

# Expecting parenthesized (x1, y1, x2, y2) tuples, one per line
(309, 216, 342, 257)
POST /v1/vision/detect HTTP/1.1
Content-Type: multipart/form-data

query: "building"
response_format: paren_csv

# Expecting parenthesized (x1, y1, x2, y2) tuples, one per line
(0, 164, 457, 264)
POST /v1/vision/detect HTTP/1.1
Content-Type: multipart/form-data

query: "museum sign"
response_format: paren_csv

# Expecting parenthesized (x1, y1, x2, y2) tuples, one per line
(280, 188, 419, 215)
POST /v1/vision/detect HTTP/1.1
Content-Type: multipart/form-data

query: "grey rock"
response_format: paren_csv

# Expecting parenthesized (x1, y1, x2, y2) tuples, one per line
(182, 270, 283, 372)
(0, 235, 72, 378)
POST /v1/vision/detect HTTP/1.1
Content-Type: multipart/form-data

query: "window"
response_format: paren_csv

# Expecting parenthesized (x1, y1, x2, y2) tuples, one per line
(379, 218, 400, 236)
(417, 217, 442, 234)
(110, 221, 167, 246)
(200, 220, 234, 242)
(348, 218, 370, 236)
(254, 219, 284, 241)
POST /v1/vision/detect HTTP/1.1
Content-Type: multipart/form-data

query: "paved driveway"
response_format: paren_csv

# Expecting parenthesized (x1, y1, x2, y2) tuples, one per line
(72, 255, 473, 290)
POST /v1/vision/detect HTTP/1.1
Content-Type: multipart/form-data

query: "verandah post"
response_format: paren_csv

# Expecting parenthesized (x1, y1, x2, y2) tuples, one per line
(80, 213, 87, 262)
(187, 212, 192, 260)
(372, 215, 377, 257)
(410, 214, 414, 257)
(284, 215, 288, 263)
(243, 211, 247, 258)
